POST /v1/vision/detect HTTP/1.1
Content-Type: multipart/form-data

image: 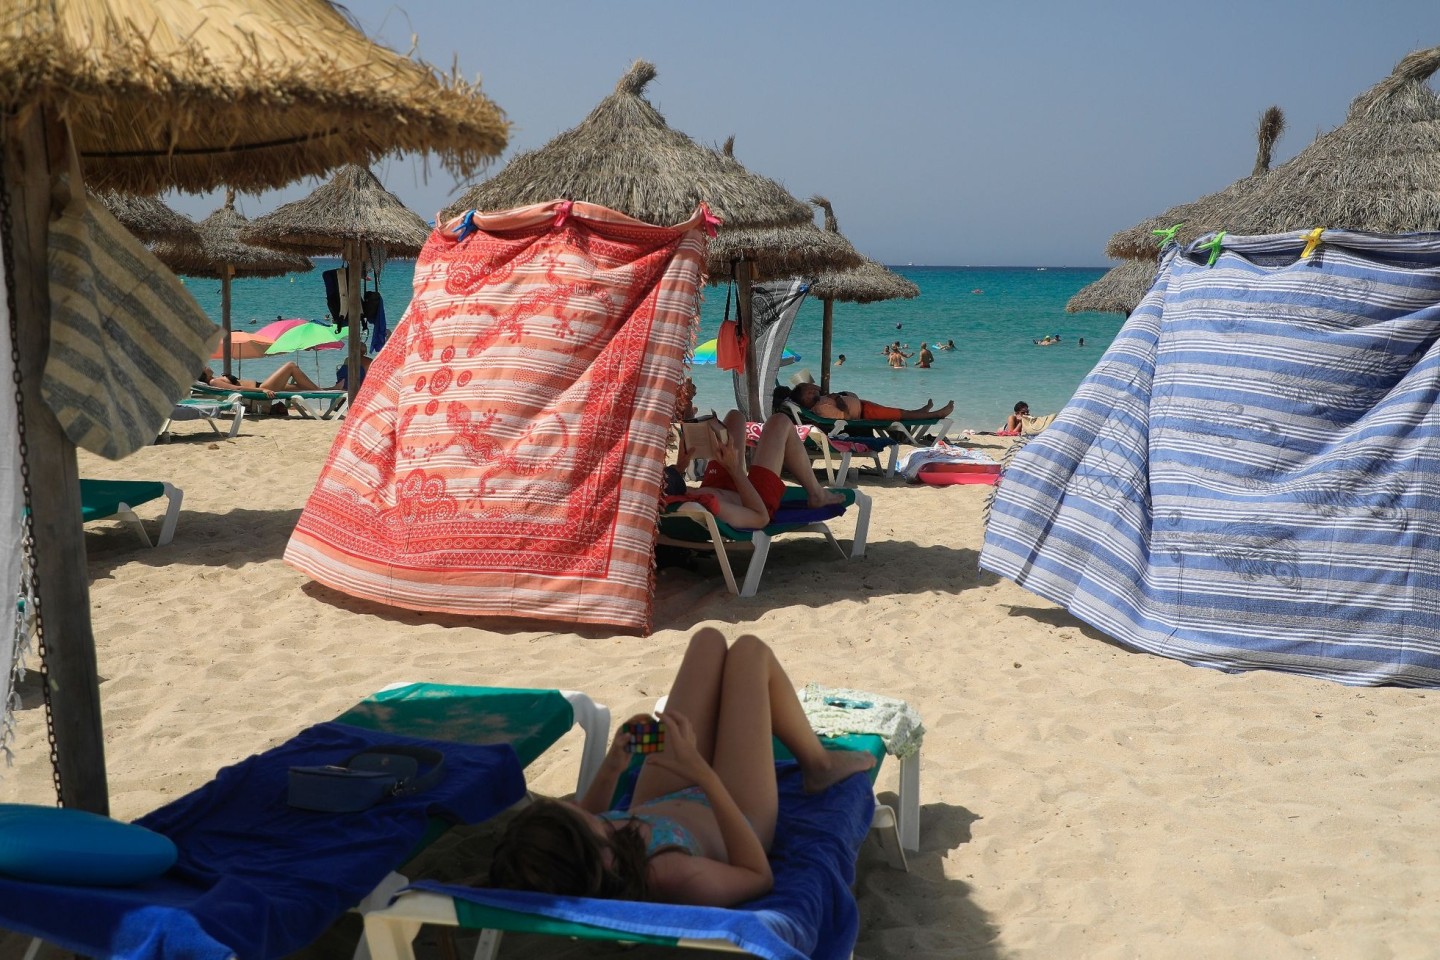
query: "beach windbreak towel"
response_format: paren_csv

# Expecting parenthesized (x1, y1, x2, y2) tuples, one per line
(286, 200, 712, 632)
(981, 230, 1440, 687)
(733, 279, 809, 419)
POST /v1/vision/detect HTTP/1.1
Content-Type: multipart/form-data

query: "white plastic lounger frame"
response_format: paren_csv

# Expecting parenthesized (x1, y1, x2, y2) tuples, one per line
(780, 400, 907, 479)
(287, 392, 348, 420)
(159, 396, 245, 441)
(105, 482, 183, 548)
(658, 489, 871, 598)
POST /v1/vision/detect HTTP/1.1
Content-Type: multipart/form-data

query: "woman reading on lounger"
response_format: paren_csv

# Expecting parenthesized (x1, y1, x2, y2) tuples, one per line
(487, 628, 876, 906)
(784, 381, 953, 423)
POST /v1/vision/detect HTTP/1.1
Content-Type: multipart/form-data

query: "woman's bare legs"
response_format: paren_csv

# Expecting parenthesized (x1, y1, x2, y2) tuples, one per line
(632, 628, 728, 805)
(709, 635, 875, 847)
(259, 361, 320, 392)
(749, 414, 844, 508)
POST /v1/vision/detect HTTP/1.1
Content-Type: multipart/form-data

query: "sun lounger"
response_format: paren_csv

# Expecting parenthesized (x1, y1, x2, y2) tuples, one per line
(80, 478, 183, 547)
(363, 721, 922, 960)
(191, 383, 348, 420)
(784, 400, 951, 448)
(1, 684, 609, 960)
(158, 395, 245, 441)
(658, 486, 871, 597)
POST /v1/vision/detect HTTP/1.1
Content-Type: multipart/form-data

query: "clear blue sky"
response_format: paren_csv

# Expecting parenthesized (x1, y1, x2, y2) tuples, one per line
(169, 1, 1440, 266)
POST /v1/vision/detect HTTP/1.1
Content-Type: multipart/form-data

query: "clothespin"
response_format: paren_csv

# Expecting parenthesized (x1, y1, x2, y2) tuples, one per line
(1152, 223, 1183, 248)
(1197, 231, 1226, 267)
(553, 199, 574, 228)
(1300, 227, 1325, 259)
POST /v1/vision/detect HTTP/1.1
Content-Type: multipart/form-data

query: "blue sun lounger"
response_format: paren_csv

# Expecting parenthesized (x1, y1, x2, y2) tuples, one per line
(0, 684, 609, 960)
(80, 479, 183, 547)
(362, 727, 918, 960)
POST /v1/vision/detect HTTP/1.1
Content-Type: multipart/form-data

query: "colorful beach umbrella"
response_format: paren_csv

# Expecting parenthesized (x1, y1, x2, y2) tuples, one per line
(210, 331, 270, 361)
(694, 338, 799, 366)
(265, 323, 344, 355)
(253, 317, 312, 343)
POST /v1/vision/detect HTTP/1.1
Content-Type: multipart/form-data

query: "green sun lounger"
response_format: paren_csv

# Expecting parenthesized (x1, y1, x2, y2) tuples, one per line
(658, 486, 871, 597)
(784, 400, 952, 447)
(79, 479, 183, 547)
(191, 383, 348, 419)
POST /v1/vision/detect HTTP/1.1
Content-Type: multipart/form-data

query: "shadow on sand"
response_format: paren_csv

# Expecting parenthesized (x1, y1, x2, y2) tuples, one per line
(84, 507, 305, 581)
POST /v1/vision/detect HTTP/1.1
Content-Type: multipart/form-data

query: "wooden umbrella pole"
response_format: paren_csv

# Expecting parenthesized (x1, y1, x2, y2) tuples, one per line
(3, 109, 109, 813)
(820, 299, 834, 394)
(344, 240, 364, 406)
(737, 261, 757, 419)
(220, 268, 233, 379)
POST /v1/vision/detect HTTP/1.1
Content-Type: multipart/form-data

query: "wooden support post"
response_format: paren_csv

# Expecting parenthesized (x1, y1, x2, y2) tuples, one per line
(820, 299, 834, 394)
(220, 268, 233, 379)
(2, 109, 109, 813)
(344, 241, 365, 406)
(736, 261, 756, 419)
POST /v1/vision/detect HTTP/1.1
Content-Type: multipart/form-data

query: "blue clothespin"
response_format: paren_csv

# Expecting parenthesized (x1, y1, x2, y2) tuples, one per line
(1196, 232, 1226, 267)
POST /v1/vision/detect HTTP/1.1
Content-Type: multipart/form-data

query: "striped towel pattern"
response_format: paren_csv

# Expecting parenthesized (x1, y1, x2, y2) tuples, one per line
(286, 201, 710, 633)
(43, 180, 218, 459)
(982, 230, 1440, 686)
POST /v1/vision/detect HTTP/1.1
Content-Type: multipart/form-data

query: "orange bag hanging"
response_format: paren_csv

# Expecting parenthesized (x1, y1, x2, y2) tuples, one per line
(715, 281, 748, 372)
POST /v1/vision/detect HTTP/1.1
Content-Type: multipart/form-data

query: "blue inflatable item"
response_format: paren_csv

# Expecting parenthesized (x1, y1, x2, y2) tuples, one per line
(0, 804, 177, 886)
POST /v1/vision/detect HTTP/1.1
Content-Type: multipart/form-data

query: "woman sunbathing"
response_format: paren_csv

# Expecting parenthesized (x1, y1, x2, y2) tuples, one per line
(785, 381, 953, 423)
(197, 361, 322, 399)
(487, 628, 876, 905)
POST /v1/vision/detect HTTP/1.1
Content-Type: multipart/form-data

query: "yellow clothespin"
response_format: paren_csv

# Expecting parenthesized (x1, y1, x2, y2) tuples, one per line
(1301, 228, 1325, 259)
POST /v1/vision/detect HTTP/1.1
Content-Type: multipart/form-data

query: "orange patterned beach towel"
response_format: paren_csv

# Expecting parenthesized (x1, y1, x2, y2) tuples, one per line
(285, 200, 714, 631)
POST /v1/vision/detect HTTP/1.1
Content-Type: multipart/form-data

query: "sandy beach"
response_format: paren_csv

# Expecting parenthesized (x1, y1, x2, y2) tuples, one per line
(3, 415, 1438, 959)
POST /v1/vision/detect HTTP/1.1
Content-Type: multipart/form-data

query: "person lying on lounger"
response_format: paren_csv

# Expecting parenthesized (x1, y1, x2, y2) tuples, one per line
(782, 381, 954, 423)
(675, 411, 845, 529)
(486, 628, 876, 906)
(197, 361, 323, 399)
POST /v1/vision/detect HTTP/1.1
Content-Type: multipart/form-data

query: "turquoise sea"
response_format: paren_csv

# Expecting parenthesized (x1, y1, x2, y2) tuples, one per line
(187, 259, 1119, 432)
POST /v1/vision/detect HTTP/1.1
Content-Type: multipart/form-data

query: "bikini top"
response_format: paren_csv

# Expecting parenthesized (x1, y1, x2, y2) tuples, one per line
(598, 785, 711, 857)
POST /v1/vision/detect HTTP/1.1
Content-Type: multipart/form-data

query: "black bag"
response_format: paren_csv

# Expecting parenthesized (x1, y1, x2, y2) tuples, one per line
(287, 746, 446, 813)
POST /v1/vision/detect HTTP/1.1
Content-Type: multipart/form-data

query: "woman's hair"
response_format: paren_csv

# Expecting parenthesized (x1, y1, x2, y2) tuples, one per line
(487, 799, 652, 900)
(1014, 401, 1029, 413)
(772, 385, 796, 410)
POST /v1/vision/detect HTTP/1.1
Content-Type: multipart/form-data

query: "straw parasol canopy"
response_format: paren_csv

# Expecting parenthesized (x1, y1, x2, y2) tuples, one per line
(1210, 46, 1440, 237)
(239, 164, 430, 256)
(802, 196, 918, 391)
(89, 188, 199, 244)
(1106, 106, 1287, 259)
(448, 61, 808, 228)
(241, 164, 428, 402)
(1065, 258, 1160, 315)
(1, 0, 510, 195)
(154, 190, 312, 377)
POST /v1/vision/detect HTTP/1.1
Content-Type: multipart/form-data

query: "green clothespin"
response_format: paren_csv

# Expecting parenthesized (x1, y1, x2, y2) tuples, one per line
(1197, 231, 1226, 267)
(1152, 223, 1182, 248)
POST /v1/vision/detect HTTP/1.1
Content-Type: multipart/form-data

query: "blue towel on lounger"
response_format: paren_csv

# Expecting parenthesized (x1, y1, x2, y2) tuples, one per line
(411, 762, 874, 960)
(0, 721, 526, 960)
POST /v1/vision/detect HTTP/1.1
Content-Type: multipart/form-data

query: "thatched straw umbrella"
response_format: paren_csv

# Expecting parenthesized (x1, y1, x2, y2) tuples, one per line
(241, 165, 430, 404)
(90, 189, 199, 244)
(447, 62, 861, 414)
(0, 1, 509, 813)
(1, 0, 509, 194)
(1107, 106, 1287, 259)
(155, 191, 313, 378)
(1208, 46, 1440, 236)
(807, 196, 920, 391)
(1065, 258, 1160, 316)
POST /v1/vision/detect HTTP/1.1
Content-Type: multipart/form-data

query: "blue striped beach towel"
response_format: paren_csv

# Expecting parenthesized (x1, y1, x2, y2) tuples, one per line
(981, 230, 1440, 686)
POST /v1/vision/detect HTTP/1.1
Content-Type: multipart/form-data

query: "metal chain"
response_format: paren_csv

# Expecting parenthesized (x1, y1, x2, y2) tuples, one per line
(0, 135, 65, 806)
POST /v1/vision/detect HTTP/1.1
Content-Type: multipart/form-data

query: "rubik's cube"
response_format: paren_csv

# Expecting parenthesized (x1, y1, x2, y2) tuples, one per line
(625, 720, 665, 754)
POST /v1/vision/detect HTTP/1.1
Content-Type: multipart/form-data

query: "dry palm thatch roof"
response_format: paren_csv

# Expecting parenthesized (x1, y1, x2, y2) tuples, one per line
(1065, 258, 1160, 315)
(89, 188, 198, 244)
(1106, 106, 1286, 259)
(805, 196, 920, 303)
(704, 140, 862, 281)
(445, 61, 815, 233)
(240, 165, 430, 256)
(1213, 46, 1440, 236)
(1, 0, 509, 195)
(157, 191, 312, 278)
